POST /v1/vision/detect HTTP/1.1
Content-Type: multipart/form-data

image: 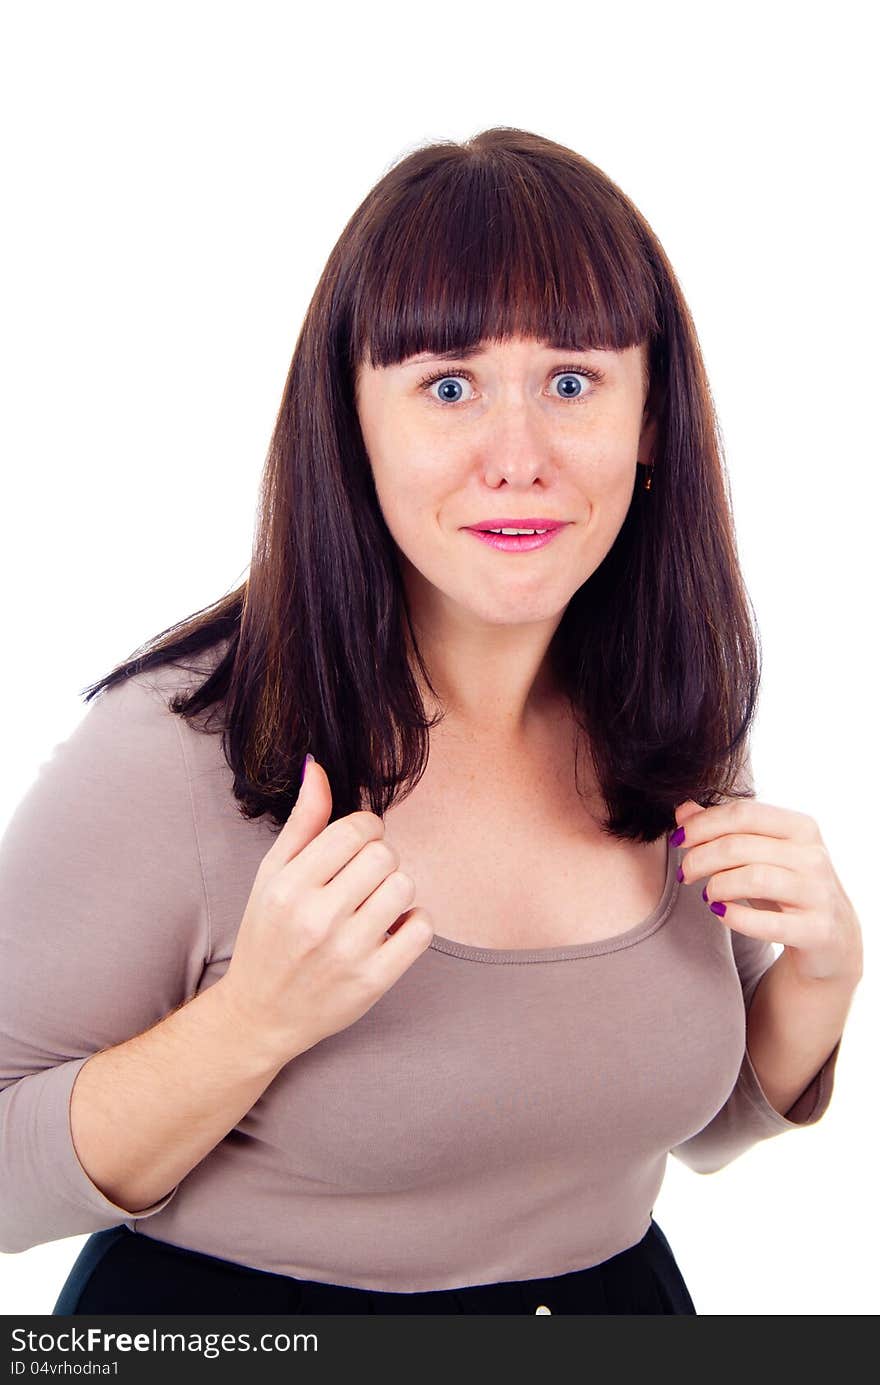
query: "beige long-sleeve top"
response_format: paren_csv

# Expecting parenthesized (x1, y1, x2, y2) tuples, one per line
(0, 654, 841, 1291)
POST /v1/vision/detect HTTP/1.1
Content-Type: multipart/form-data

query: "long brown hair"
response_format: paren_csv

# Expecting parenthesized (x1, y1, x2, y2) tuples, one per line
(81, 126, 760, 843)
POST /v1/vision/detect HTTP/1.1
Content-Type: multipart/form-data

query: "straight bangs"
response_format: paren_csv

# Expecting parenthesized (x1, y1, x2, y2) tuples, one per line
(346, 145, 663, 385)
(79, 127, 758, 842)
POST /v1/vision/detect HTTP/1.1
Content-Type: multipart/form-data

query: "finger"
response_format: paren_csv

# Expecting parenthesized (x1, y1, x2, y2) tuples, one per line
(674, 798, 816, 848)
(698, 897, 798, 947)
(701, 861, 814, 918)
(682, 837, 808, 891)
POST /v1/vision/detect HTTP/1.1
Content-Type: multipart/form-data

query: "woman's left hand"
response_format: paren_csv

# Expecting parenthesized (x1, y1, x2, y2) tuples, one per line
(673, 798, 864, 986)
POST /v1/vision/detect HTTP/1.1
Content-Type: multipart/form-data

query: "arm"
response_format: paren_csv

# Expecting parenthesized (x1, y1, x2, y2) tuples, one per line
(0, 673, 221, 1251)
(669, 926, 845, 1175)
(672, 746, 861, 1172)
(669, 745, 847, 1174)
(68, 978, 292, 1214)
(745, 945, 860, 1119)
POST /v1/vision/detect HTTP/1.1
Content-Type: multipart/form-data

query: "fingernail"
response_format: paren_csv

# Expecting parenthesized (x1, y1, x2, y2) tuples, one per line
(676, 865, 684, 882)
(701, 886, 708, 902)
(300, 752, 314, 784)
(710, 901, 727, 917)
(669, 826, 686, 847)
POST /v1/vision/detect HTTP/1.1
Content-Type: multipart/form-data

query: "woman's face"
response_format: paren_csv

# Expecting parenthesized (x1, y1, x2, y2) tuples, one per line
(354, 334, 656, 633)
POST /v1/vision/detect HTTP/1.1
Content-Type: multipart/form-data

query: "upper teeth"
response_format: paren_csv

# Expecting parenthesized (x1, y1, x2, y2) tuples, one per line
(484, 527, 547, 535)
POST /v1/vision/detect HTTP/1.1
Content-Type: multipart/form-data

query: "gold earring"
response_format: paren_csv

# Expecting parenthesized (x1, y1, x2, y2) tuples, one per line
(642, 458, 654, 491)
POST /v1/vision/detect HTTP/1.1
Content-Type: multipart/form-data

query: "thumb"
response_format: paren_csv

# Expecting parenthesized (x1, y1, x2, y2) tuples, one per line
(265, 753, 332, 869)
(674, 799, 706, 827)
(300, 752, 315, 793)
(296, 752, 332, 820)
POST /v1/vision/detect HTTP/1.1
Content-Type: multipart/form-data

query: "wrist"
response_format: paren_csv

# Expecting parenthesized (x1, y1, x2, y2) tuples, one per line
(207, 978, 300, 1079)
(781, 940, 863, 990)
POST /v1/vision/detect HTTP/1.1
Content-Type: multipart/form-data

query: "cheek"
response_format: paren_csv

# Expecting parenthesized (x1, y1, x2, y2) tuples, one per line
(567, 442, 635, 503)
(564, 448, 637, 549)
(373, 441, 458, 520)
(371, 461, 441, 546)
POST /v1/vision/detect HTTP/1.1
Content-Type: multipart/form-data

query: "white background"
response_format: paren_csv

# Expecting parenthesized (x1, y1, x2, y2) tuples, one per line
(1, 0, 876, 1317)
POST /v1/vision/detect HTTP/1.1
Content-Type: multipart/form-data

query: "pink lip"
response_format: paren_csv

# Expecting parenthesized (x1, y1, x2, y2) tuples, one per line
(463, 517, 568, 531)
(464, 527, 565, 553)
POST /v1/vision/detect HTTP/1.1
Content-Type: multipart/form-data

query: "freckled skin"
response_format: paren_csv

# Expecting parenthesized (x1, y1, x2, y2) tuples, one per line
(353, 334, 665, 951)
(354, 333, 656, 741)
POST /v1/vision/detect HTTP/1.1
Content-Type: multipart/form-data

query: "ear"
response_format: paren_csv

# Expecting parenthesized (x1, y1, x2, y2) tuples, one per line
(638, 409, 658, 467)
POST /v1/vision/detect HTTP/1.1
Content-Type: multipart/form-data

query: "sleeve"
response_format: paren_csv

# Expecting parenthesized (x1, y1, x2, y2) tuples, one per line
(0, 673, 210, 1252)
(669, 745, 841, 1173)
(669, 927, 841, 1174)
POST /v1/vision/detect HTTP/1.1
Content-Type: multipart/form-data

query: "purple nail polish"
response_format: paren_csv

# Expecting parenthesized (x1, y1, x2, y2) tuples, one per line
(701, 886, 708, 903)
(669, 826, 686, 847)
(676, 865, 684, 883)
(300, 752, 314, 784)
(710, 901, 727, 917)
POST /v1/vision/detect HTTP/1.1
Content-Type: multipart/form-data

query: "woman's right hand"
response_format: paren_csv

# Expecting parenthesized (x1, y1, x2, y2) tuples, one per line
(216, 756, 434, 1068)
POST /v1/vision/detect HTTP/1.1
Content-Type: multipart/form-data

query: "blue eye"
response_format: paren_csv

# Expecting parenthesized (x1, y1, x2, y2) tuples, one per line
(554, 372, 588, 399)
(419, 373, 471, 403)
(416, 364, 603, 405)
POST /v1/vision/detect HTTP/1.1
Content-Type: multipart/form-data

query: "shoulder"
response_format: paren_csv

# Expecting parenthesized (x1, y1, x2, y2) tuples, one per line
(83, 639, 230, 756)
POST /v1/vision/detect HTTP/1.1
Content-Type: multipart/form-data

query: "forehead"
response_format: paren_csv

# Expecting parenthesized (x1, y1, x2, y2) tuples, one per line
(399, 336, 599, 364)
(359, 336, 638, 375)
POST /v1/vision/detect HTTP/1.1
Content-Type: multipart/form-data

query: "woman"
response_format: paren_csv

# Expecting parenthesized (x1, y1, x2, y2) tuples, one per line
(0, 127, 860, 1315)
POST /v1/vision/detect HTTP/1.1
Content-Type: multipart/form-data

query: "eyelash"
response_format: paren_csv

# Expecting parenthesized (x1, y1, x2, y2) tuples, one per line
(416, 363, 604, 404)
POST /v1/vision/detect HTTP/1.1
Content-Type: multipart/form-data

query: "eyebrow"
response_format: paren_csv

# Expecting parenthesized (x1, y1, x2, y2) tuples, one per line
(403, 340, 597, 364)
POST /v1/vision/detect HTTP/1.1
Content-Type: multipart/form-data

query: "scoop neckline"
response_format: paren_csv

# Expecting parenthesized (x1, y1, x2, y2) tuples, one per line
(427, 837, 679, 964)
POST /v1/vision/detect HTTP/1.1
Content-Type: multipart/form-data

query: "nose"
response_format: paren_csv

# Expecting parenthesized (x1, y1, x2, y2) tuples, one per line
(476, 403, 557, 487)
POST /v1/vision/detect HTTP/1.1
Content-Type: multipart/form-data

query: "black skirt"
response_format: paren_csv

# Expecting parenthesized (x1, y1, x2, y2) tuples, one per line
(52, 1217, 696, 1315)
